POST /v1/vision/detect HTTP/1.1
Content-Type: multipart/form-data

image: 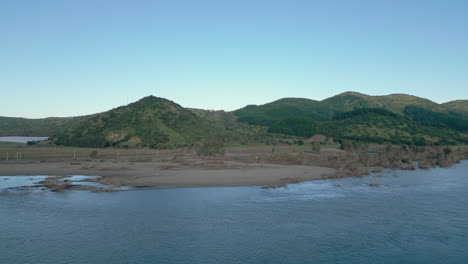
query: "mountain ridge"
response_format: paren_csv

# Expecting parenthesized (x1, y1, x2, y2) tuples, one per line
(1, 92, 467, 147)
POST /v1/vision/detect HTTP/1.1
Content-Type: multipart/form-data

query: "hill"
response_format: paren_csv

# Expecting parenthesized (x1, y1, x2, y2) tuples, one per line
(234, 92, 453, 121)
(442, 100, 468, 114)
(319, 108, 467, 145)
(1, 92, 467, 148)
(0, 116, 89, 137)
(54, 96, 224, 148)
(234, 92, 468, 145)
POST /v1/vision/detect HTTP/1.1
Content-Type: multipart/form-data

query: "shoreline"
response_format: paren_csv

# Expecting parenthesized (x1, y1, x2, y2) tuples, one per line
(1, 159, 466, 192)
(2, 159, 466, 192)
(1, 145, 467, 191)
(0, 160, 336, 190)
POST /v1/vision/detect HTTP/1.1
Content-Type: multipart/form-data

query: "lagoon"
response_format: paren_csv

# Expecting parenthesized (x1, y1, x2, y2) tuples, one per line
(0, 136, 49, 143)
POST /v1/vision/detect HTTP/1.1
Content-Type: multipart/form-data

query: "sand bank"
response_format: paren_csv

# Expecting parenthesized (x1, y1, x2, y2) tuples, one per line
(0, 159, 335, 189)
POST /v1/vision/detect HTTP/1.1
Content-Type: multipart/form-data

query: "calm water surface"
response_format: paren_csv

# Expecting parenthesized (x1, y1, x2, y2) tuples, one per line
(0, 136, 49, 143)
(1, 161, 468, 263)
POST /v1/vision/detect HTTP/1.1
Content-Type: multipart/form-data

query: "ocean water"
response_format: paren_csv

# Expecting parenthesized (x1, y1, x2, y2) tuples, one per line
(1, 161, 467, 263)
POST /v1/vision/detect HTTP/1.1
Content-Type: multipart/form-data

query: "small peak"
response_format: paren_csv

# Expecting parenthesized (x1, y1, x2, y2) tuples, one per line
(131, 95, 167, 105)
(138, 95, 159, 101)
(336, 91, 367, 97)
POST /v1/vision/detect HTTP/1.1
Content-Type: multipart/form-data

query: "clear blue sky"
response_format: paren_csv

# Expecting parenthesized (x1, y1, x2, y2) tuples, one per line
(2, 0, 467, 118)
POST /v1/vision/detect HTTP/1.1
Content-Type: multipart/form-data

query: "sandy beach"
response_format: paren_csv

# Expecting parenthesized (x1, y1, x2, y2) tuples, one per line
(0, 159, 335, 189)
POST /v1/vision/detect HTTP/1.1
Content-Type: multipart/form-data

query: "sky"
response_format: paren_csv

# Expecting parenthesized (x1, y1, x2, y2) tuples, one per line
(1, 0, 467, 118)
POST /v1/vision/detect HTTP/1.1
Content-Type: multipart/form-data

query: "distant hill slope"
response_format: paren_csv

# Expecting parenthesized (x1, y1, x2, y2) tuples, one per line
(234, 92, 468, 145)
(235, 92, 468, 125)
(442, 100, 468, 114)
(188, 108, 277, 145)
(321, 92, 450, 116)
(319, 108, 467, 145)
(235, 92, 454, 122)
(54, 96, 223, 148)
(0, 116, 89, 137)
(2, 92, 467, 147)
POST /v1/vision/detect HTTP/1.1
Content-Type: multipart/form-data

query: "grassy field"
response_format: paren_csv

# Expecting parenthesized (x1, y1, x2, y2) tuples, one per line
(0, 145, 183, 161)
(0, 141, 26, 148)
(0, 143, 339, 162)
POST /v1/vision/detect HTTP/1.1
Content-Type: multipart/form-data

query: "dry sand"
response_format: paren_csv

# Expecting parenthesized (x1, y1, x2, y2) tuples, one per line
(0, 159, 335, 189)
(2, 145, 466, 190)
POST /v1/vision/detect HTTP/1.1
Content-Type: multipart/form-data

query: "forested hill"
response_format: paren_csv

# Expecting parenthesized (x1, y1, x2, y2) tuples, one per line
(0, 116, 90, 137)
(319, 108, 467, 145)
(442, 100, 468, 114)
(1, 92, 467, 147)
(234, 92, 468, 145)
(53, 96, 223, 148)
(234, 92, 466, 122)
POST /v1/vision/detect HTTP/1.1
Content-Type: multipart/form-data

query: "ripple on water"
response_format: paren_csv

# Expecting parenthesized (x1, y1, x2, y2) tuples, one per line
(258, 161, 468, 203)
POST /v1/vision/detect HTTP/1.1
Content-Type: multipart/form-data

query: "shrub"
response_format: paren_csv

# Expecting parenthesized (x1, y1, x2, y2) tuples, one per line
(311, 142, 321, 153)
(443, 148, 452, 157)
(90, 150, 98, 159)
(197, 140, 225, 156)
(385, 143, 392, 152)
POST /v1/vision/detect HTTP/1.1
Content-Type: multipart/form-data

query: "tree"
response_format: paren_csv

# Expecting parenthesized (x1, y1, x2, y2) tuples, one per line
(385, 143, 392, 152)
(311, 142, 321, 153)
(443, 148, 452, 157)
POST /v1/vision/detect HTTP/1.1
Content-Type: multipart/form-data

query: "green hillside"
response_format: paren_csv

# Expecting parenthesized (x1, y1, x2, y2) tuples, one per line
(319, 108, 467, 145)
(234, 92, 453, 122)
(234, 92, 468, 145)
(403, 105, 468, 132)
(442, 100, 468, 114)
(2, 92, 467, 148)
(0, 116, 89, 137)
(188, 108, 277, 145)
(322, 92, 448, 115)
(54, 96, 223, 148)
(235, 98, 326, 123)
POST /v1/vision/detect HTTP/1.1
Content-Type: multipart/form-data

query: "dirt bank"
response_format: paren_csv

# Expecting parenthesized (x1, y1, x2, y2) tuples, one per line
(0, 159, 335, 189)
